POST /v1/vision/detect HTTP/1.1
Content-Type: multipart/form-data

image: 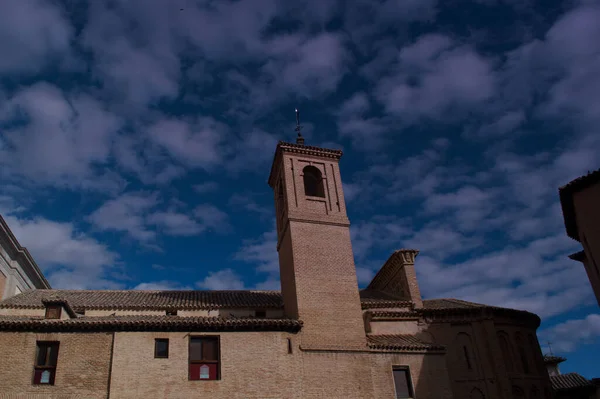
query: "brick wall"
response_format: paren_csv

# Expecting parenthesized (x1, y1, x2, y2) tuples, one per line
(108, 331, 452, 399)
(274, 150, 366, 350)
(0, 332, 112, 399)
(574, 183, 600, 306)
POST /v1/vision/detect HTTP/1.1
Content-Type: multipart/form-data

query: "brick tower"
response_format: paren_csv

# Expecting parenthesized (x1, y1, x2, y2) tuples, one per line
(268, 136, 366, 350)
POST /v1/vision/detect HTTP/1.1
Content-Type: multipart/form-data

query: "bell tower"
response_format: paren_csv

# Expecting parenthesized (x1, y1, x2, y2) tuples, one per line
(268, 131, 366, 350)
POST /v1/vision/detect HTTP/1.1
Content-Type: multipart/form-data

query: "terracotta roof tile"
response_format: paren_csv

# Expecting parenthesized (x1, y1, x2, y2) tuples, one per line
(550, 373, 594, 390)
(0, 289, 283, 311)
(0, 315, 302, 333)
(359, 290, 414, 309)
(1, 289, 541, 327)
(367, 334, 445, 351)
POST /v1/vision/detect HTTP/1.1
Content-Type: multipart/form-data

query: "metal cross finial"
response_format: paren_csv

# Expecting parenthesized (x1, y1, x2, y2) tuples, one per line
(295, 108, 305, 145)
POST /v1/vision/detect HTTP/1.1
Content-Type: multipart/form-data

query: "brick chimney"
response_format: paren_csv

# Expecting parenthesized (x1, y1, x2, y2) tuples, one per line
(366, 249, 423, 309)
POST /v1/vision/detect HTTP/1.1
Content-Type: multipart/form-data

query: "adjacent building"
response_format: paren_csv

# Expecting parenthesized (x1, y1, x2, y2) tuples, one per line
(544, 355, 599, 399)
(559, 169, 600, 306)
(0, 139, 553, 398)
(0, 215, 51, 299)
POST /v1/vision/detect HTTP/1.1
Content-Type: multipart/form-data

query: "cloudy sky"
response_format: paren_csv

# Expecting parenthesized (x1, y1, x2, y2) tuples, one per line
(1, 0, 599, 377)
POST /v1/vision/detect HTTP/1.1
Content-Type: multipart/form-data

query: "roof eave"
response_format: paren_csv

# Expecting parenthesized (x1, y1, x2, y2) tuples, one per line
(0, 215, 51, 289)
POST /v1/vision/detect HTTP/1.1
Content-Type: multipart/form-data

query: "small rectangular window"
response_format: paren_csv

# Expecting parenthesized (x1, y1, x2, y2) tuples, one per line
(166, 309, 177, 316)
(255, 310, 266, 318)
(45, 306, 61, 319)
(392, 367, 414, 399)
(33, 341, 59, 385)
(189, 336, 220, 380)
(154, 339, 169, 358)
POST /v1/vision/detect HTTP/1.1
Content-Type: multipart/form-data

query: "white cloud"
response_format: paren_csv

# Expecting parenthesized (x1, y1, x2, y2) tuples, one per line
(234, 229, 279, 274)
(196, 269, 245, 290)
(88, 192, 158, 241)
(539, 314, 600, 353)
(134, 281, 192, 290)
(0, 82, 123, 191)
(375, 34, 495, 121)
(0, 0, 72, 74)
(147, 118, 226, 170)
(2, 214, 117, 289)
(146, 211, 204, 236)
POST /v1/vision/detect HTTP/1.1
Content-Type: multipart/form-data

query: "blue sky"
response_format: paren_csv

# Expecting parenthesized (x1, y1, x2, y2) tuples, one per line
(0, 0, 599, 378)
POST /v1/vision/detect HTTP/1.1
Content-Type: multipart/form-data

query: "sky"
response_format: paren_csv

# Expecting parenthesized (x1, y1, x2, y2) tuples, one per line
(0, 0, 599, 378)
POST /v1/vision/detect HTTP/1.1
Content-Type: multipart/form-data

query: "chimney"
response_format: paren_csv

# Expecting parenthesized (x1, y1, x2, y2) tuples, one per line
(366, 249, 423, 308)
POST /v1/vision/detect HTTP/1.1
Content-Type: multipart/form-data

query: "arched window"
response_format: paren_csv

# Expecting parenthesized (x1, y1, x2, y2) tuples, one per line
(454, 333, 477, 374)
(515, 333, 530, 374)
(470, 387, 485, 399)
(497, 331, 515, 372)
(530, 386, 540, 399)
(512, 386, 525, 399)
(303, 166, 325, 197)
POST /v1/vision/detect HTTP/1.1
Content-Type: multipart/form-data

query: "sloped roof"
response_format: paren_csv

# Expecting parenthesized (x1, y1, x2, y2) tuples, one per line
(0, 315, 302, 333)
(0, 289, 541, 327)
(0, 289, 283, 311)
(550, 373, 594, 391)
(559, 168, 600, 241)
(367, 334, 445, 351)
(0, 215, 50, 289)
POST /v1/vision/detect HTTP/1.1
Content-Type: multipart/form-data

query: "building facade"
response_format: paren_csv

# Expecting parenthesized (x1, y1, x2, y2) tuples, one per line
(559, 169, 600, 307)
(0, 140, 552, 398)
(0, 215, 51, 300)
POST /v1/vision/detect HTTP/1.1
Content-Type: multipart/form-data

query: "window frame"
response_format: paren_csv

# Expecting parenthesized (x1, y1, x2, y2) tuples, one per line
(188, 335, 220, 381)
(302, 165, 325, 198)
(45, 306, 61, 319)
(32, 341, 60, 385)
(154, 338, 169, 359)
(392, 366, 415, 399)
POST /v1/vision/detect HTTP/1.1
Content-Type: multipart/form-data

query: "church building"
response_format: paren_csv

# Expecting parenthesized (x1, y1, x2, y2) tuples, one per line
(0, 137, 553, 398)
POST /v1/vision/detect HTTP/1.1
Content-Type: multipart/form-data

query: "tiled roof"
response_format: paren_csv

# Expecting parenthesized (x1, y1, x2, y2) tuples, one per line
(550, 373, 594, 391)
(359, 290, 414, 309)
(0, 315, 302, 333)
(367, 334, 445, 352)
(423, 298, 487, 309)
(0, 289, 283, 311)
(559, 168, 600, 241)
(369, 311, 420, 319)
(0, 289, 541, 327)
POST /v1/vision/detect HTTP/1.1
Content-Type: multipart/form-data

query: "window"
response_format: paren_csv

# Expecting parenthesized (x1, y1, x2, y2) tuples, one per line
(33, 341, 59, 385)
(189, 336, 220, 380)
(302, 166, 325, 197)
(166, 309, 177, 316)
(392, 367, 414, 399)
(255, 310, 266, 318)
(512, 386, 525, 399)
(497, 332, 514, 372)
(463, 345, 472, 369)
(515, 333, 530, 374)
(45, 306, 61, 319)
(154, 339, 169, 358)
(455, 333, 477, 374)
